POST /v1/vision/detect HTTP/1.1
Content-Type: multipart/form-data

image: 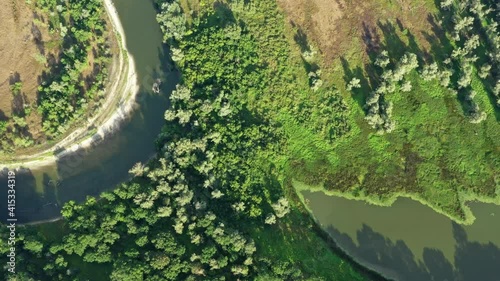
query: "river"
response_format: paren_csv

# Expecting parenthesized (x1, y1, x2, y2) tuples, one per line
(0, 0, 178, 223)
(302, 188, 500, 281)
(1, 1, 499, 280)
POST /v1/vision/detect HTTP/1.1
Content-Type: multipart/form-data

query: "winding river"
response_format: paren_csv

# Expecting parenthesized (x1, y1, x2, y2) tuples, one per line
(0, 0, 178, 223)
(1, 1, 499, 280)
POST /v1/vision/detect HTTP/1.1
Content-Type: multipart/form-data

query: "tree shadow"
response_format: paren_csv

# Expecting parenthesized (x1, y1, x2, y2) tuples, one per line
(322, 222, 500, 281)
(362, 19, 427, 67)
(340, 57, 372, 111)
(361, 19, 428, 64)
(36, 52, 61, 99)
(456, 89, 481, 121)
(361, 21, 381, 62)
(290, 20, 311, 54)
(428, 7, 500, 120)
(0, 167, 60, 224)
(452, 223, 500, 281)
(11, 93, 29, 117)
(8, 72, 29, 117)
(395, 18, 404, 32)
(422, 13, 453, 64)
(377, 20, 427, 61)
(377, 21, 408, 59)
(406, 30, 430, 63)
(289, 20, 320, 80)
(31, 22, 45, 55)
(0, 110, 7, 122)
(9, 72, 21, 86)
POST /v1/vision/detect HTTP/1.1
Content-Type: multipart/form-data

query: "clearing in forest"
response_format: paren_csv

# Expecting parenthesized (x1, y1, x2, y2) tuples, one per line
(0, 0, 115, 153)
(278, 0, 500, 223)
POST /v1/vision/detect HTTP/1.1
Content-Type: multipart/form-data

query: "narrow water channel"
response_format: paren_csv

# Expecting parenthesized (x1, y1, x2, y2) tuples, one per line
(0, 0, 178, 223)
(302, 189, 500, 281)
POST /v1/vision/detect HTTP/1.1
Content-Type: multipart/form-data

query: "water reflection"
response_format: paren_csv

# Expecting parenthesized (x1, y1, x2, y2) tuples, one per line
(324, 223, 500, 281)
(303, 190, 500, 281)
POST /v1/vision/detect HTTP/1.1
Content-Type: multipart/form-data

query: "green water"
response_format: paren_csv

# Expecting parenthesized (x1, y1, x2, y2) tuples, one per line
(302, 189, 500, 281)
(0, 0, 178, 223)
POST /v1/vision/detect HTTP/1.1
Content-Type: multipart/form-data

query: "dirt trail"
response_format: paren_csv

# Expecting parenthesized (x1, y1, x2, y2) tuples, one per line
(1, 0, 140, 169)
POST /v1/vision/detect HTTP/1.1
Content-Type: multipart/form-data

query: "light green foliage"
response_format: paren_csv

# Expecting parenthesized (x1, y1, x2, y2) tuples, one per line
(421, 62, 440, 81)
(271, 198, 290, 218)
(291, 0, 500, 223)
(438, 0, 500, 120)
(1, 0, 370, 280)
(10, 82, 23, 95)
(264, 213, 276, 225)
(359, 51, 420, 133)
(12, 116, 27, 128)
(156, 1, 186, 42)
(347, 77, 362, 91)
(479, 63, 491, 79)
(33, 52, 47, 65)
(0, 121, 8, 135)
(401, 80, 412, 92)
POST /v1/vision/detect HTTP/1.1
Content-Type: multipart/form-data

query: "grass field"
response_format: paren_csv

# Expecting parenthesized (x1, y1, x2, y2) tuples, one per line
(276, 0, 500, 223)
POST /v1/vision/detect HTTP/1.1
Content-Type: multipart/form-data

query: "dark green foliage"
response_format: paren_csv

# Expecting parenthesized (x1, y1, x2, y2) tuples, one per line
(1, 0, 369, 280)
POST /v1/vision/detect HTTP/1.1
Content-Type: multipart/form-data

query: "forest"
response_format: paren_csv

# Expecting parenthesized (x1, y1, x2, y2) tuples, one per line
(1, 0, 499, 280)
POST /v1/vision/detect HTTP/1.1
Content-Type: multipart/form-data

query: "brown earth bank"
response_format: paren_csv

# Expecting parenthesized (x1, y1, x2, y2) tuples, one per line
(277, 0, 438, 65)
(0, 0, 116, 153)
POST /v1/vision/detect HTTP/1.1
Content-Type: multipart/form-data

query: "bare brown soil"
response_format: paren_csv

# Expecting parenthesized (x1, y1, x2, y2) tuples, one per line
(0, 0, 57, 140)
(277, 0, 437, 65)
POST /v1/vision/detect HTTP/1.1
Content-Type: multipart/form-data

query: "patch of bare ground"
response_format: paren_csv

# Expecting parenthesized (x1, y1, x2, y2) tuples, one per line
(277, 0, 438, 65)
(0, 0, 57, 140)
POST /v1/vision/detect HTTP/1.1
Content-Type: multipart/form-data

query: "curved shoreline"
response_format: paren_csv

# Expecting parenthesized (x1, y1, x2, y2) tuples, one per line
(0, 0, 139, 169)
(292, 179, 500, 226)
(294, 180, 500, 281)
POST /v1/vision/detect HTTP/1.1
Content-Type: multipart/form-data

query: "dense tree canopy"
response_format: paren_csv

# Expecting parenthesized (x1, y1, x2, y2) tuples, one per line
(0, 0, 370, 280)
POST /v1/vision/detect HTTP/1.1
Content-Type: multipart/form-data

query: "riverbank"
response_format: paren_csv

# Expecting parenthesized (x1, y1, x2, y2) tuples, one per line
(299, 185, 500, 281)
(0, 0, 140, 169)
(292, 178, 500, 225)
